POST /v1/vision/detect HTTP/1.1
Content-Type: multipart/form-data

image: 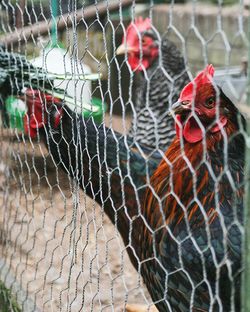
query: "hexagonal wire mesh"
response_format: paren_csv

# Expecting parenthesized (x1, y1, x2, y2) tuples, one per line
(0, 0, 249, 311)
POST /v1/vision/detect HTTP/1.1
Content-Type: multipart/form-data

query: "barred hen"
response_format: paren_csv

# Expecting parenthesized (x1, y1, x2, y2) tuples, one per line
(117, 17, 189, 151)
(24, 64, 245, 311)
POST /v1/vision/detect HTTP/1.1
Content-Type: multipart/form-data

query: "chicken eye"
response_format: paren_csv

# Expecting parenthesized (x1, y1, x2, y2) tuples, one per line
(141, 37, 147, 45)
(205, 97, 215, 109)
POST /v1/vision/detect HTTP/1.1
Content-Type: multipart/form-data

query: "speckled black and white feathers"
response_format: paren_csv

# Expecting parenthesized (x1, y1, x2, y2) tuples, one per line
(129, 37, 189, 151)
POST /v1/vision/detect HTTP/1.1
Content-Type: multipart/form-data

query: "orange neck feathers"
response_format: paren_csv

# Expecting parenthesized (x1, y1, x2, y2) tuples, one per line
(144, 119, 239, 229)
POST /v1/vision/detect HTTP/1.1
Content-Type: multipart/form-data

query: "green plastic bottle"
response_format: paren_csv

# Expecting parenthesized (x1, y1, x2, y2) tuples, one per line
(5, 96, 27, 131)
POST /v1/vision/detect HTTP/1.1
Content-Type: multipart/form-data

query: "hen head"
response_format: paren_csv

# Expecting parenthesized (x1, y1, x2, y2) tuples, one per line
(23, 89, 63, 138)
(116, 17, 159, 71)
(172, 64, 242, 143)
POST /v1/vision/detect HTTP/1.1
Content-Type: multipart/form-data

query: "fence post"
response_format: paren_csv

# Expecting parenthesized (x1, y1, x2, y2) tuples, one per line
(242, 11, 250, 312)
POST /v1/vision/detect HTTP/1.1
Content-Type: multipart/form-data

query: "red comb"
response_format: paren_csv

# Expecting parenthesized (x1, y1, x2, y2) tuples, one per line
(24, 89, 63, 138)
(179, 64, 215, 102)
(134, 17, 151, 30)
(125, 17, 152, 38)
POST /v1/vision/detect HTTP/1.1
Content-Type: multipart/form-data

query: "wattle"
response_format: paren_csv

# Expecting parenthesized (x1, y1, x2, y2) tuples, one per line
(183, 115, 204, 143)
(128, 55, 150, 71)
(175, 114, 227, 144)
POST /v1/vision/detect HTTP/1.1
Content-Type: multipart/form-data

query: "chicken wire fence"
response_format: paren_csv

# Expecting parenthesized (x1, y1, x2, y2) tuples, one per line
(0, 0, 249, 311)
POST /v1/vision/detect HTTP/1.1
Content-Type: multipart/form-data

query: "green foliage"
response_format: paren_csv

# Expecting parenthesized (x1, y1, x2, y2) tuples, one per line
(0, 281, 21, 312)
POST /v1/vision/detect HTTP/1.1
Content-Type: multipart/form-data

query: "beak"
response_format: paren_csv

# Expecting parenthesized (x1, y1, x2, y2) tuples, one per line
(116, 43, 126, 55)
(171, 101, 192, 115)
(116, 43, 135, 55)
(171, 101, 182, 112)
(167, 101, 181, 116)
(171, 101, 185, 115)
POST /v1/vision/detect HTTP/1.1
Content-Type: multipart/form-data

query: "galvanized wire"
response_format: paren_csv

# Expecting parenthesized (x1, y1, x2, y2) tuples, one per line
(0, 0, 248, 311)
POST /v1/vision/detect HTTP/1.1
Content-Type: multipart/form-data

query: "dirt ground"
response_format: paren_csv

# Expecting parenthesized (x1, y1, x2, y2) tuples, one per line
(0, 115, 153, 312)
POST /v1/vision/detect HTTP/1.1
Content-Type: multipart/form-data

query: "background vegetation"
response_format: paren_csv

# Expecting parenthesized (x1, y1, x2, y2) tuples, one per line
(0, 281, 21, 312)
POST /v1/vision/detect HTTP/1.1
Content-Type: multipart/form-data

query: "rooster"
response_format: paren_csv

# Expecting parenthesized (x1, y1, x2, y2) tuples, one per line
(142, 64, 245, 311)
(24, 64, 245, 311)
(117, 17, 189, 151)
(23, 88, 162, 268)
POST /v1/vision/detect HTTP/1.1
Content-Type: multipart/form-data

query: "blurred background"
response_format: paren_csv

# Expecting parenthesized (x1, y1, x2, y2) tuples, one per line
(0, 1, 248, 311)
